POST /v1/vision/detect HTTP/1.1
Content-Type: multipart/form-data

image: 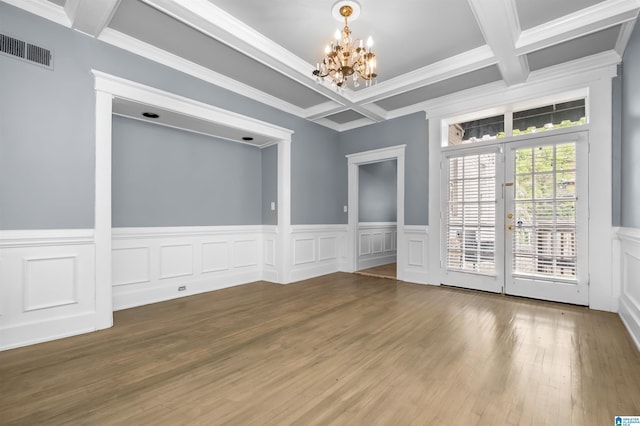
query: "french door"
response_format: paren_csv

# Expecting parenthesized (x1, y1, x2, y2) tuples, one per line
(442, 132, 589, 305)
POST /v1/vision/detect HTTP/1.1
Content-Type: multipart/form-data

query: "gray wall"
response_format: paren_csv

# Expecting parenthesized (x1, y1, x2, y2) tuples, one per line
(338, 113, 429, 226)
(621, 23, 640, 228)
(112, 116, 261, 226)
(358, 160, 397, 222)
(0, 2, 341, 229)
(262, 144, 278, 225)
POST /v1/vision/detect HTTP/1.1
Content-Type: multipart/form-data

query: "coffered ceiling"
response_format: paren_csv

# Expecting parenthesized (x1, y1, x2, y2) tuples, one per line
(6, 0, 640, 131)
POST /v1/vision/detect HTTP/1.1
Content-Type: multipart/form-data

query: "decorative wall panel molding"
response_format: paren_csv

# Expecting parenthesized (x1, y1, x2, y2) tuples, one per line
(202, 241, 229, 273)
(357, 222, 397, 270)
(289, 225, 348, 282)
(0, 229, 96, 351)
(402, 226, 431, 285)
(616, 227, 640, 351)
(111, 226, 264, 310)
(112, 247, 150, 286)
(23, 255, 78, 312)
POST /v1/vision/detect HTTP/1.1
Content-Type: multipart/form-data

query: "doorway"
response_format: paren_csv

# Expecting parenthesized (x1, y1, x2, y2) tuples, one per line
(355, 159, 398, 279)
(441, 131, 589, 305)
(346, 145, 406, 280)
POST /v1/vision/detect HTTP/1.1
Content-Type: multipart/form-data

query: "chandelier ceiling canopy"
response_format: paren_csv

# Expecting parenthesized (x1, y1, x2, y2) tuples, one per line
(312, 1, 377, 90)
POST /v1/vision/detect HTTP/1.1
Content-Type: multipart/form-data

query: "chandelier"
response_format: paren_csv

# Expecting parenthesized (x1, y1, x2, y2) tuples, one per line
(312, 1, 377, 89)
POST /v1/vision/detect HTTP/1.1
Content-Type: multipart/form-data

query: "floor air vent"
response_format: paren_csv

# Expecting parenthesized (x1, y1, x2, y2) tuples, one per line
(0, 33, 53, 70)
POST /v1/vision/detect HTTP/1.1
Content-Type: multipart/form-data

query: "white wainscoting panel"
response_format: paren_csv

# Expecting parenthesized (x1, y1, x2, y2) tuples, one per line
(616, 227, 640, 351)
(319, 236, 338, 261)
(289, 225, 348, 283)
(202, 241, 229, 273)
(294, 238, 315, 265)
(402, 226, 431, 285)
(159, 244, 193, 279)
(111, 226, 263, 310)
(0, 229, 97, 351)
(23, 255, 78, 311)
(357, 223, 397, 270)
(112, 247, 150, 286)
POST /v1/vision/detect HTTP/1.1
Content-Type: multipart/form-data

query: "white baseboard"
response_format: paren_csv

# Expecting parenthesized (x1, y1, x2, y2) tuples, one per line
(113, 270, 261, 310)
(358, 254, 396, 270)
(620, 295, 640, 351)
(0, 312, 97, 351)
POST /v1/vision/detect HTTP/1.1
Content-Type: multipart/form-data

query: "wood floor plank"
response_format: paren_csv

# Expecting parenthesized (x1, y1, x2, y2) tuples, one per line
(1, 272, 639, 425)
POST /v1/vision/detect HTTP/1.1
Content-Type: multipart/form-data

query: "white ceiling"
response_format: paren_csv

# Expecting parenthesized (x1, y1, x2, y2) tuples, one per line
(7, 0, 640, 133)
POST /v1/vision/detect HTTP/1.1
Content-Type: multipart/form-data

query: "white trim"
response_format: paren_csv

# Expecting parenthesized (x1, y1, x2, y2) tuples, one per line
(94, 89, 113, 330)
(615, 227, 640, 351)
(112, 225, 266, 239)
(92, 70, 294, 144)
(92, 71, 294, 326)
(346, 145, 406, 278)
(617, 227, 640, 243)
(428, 65, 617, 312)
(515, 0, 640, 55)
(0, 229, 94, 247)
(1, 0, 70, 27)
(98, 28, 308, 120)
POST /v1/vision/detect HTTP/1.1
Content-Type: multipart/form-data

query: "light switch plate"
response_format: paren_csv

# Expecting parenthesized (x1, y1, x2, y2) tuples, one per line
(343, 205, 348, 212)
(271, 202, 276, 211)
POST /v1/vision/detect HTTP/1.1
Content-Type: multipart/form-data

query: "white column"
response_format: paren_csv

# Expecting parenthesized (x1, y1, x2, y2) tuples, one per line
(277, 139, 292, 284)
(94, 90, 113, 329)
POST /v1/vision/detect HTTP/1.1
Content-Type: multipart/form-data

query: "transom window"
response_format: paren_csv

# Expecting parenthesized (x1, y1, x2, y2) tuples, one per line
(447, 99, 586, 146)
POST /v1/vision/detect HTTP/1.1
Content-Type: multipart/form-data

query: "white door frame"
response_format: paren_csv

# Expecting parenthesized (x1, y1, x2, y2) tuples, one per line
(346, 145, 406, 278)
(92, 70, 294, 329)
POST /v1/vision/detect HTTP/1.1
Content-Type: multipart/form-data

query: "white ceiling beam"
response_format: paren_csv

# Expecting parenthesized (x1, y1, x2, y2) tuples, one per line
(1, 0, 70, 26)
(516, 0, 640, 55)
(468, 0, 529, 86)
(141, 0, 347, 110)
(348, 45, 496, 105)
(65, 0, 121, 37)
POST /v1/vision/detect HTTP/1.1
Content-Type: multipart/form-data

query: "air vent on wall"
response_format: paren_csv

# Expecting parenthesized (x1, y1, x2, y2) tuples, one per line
(0, 33, 53, 70)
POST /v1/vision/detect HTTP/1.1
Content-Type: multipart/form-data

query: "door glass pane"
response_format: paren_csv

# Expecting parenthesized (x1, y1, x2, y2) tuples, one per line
(447, 153, 496, 274)
(512, 142, 577, 280)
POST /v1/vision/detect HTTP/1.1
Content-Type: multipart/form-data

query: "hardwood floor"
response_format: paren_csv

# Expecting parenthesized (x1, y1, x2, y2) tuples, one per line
(1, 272, 639, 425)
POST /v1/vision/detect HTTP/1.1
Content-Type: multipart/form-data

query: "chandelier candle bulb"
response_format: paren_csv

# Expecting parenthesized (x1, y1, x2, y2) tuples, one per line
(312, 0, 377, 89)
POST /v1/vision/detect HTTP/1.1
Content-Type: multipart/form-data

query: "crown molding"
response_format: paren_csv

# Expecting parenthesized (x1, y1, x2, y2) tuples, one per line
(140, 0, 345, 107)
(1, 0, 70, 27)
(516, 0, 640, 55)
(98, 28, 310, 118)
(408, 51, 620, 120)
(616, 20, 638, 55)
(349, 45, 497, 105)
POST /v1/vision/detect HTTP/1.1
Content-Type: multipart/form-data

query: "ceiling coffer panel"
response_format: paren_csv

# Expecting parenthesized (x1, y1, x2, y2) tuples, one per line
(527, 25, 621, 71)
(207, 0, 486, 82)
(375, 65, 503, 111)
(108, 0, 329, 109)
(325, 110, 367, 124)
(515, 0, 605, 31)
